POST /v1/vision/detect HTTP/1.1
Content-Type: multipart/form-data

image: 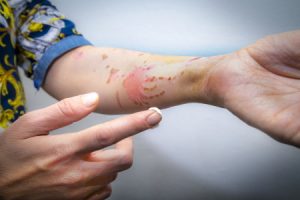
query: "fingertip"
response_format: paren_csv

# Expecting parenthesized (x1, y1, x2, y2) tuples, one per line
(81, 92, 99, 107)
(146, 107, 163, 127)
(149, 107, 162, 115)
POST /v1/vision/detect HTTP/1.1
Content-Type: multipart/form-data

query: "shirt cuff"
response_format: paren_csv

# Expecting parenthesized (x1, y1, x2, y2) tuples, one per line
(33, 35, 92, 89)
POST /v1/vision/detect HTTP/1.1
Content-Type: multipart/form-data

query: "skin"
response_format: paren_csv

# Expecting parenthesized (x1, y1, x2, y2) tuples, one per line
(44, 47, 209, 113)
(0, 93, 162, 200)
(44, 30, 300, 147)
(207, 30, 300, 146)
(1, 30, 300, 199)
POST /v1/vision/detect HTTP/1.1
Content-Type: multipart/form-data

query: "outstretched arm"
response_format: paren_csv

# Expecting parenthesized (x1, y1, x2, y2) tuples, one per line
(44, 29, 300, 147)
(44, 46, 221, 114)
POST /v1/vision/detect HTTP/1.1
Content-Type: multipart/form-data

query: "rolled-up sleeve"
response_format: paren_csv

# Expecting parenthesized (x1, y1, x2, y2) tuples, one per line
(10, 0, 92, 89)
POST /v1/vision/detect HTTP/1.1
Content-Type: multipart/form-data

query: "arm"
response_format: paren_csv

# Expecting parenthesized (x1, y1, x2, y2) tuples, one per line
(44, 46, 222, 113)
(46, 30, 300, 148)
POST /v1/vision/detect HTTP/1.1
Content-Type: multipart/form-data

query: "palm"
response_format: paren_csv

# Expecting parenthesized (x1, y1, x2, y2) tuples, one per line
(210, 31, 300, 146)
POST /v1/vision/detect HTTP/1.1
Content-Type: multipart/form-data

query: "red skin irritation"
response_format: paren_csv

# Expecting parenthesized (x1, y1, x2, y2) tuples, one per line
(106, 68, 120, 84)
(123, 66, 168, 106)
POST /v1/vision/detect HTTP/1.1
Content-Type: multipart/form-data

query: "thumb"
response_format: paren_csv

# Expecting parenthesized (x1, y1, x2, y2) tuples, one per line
(9, 92, 99, 139)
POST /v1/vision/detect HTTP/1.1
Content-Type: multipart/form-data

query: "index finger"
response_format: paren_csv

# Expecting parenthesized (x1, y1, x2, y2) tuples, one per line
(72, 108, 162, 153)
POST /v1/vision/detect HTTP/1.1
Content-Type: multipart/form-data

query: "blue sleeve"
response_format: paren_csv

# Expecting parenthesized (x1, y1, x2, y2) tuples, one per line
(34, 35, 92, 89)
(9, 0, 93, 89)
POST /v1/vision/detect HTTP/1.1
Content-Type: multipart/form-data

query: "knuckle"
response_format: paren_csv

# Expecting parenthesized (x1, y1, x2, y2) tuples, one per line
(56, 98, 77, 119)
(130, 115, 149, 132)
(104, 185, 112, 198)
(52, 142, 74, 158)
(95, 131, 113, 148)
(17, 112, 37, 126)
(60, 171, 85, 186)
(32, 158, 51, 172)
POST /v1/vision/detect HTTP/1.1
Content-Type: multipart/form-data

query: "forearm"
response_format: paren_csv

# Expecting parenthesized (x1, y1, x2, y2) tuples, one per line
(44, 46, 219, 114)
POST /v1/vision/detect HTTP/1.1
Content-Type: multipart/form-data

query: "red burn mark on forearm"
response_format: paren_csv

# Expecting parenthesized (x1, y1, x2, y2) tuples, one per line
(106, 68, 120, 84)
(143, 85, 158, 92)
(123, 67, 151, 106)
(123, 66, 169, 106)
(145, 76, 157, 82)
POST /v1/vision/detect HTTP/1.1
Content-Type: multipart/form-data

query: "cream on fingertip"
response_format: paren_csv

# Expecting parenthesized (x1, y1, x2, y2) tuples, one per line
(148, 107, 162, 116)
(147, 107, 162, 127)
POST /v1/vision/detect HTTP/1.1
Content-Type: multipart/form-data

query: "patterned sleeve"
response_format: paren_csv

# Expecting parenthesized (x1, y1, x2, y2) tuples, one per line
(9, 0, 92, 88)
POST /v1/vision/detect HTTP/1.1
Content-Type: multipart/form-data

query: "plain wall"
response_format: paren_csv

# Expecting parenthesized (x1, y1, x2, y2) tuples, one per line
(21, 0, 300, 199)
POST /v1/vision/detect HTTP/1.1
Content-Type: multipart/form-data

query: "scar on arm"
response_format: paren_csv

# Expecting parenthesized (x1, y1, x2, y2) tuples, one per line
(106, 68, 120, 84)
(102, 54, 108, 60)
(116, 91, 123, 109)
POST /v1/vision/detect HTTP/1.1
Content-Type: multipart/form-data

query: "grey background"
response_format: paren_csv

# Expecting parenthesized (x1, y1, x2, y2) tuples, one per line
(21, 0, 300, 199)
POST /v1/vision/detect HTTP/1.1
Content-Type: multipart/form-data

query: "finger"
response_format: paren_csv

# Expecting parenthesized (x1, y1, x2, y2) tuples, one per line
(82, 153, 132, 179)
(74, 185, 110, 200)
(88, 137, 133, 162)
(84, 173, 117, 186)
(10, 92, 99, 139)
(71, 107, 162, 153)
(86, 185, 112, 200)
(115, 137, 133, 153)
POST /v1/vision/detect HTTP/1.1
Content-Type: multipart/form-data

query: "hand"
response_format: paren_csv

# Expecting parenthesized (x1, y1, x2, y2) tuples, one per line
(0, 93, 162, 200)
(206, 30, 300, 147)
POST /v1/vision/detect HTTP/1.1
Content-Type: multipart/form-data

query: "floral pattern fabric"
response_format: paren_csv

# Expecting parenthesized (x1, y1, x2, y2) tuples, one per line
(0, 0, 90, 128)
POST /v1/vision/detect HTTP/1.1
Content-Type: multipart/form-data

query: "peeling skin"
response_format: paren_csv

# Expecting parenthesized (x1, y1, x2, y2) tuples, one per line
(143, 85, 157, 92)
(106, 68, 120, 84)
(123, 66, 167, 106)
(145, 76, 157, 82)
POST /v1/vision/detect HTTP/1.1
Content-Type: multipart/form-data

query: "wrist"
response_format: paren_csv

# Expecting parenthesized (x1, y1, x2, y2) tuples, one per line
(177, 55, 226, 106)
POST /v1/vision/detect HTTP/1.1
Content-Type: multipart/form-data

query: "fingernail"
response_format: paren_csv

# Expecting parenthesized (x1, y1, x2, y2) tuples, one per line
(147, 107, 162, 127)
(81, 92, 99, 107)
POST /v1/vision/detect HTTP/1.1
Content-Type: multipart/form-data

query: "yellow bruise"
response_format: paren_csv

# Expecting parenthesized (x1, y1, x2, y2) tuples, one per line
(150, 55, 190, 64)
